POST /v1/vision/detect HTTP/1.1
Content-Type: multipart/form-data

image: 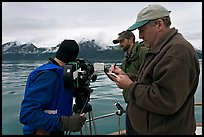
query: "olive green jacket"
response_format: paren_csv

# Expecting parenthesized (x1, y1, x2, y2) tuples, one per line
(120, 41, 148, 103)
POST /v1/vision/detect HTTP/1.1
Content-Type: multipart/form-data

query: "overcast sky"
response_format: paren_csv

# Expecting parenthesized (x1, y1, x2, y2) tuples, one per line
(2, 2, 202, 50)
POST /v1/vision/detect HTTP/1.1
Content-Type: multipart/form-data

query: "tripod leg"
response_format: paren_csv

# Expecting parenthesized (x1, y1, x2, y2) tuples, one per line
(90, 111, 97, 135)
(88, 112, 92, 135)
(84, 118, 88, 135)
(80, 128, 83, 135)
(118, 116, 121, 135)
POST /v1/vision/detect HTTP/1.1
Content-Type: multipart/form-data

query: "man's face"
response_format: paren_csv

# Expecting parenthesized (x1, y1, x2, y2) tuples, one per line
(138, 21, 158, 48)
(119, 38, 131, 52)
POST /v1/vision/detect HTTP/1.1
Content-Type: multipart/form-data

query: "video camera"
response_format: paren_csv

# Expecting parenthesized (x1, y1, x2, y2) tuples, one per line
(63, 58, 97, 113)
(63, 58, 97, 89)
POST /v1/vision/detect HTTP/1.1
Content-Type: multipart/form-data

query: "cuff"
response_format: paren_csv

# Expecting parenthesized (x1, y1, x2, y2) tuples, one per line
(127, 82, 138, 101)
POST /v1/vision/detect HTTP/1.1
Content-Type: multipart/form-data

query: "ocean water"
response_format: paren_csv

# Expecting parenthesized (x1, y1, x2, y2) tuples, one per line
(2, 59, 202, 135)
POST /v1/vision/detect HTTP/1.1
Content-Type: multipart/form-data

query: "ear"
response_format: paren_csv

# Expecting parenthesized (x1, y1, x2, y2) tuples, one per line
(156, 19, 164, 32)
(129, 37, 134, 42)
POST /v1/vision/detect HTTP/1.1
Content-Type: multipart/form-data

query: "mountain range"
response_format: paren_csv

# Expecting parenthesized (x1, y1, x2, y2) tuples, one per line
(2, 39, 202, 62)
(2, 40, 125, 62)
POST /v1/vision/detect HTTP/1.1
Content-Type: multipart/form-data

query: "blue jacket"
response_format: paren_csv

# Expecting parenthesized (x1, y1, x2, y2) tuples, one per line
(19, 62, 74, 135)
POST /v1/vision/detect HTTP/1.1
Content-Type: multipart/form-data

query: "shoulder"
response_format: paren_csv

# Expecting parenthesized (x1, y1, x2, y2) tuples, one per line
(135, 41, 146, 48)
(137, 41, 145, 46)
(137, 41, 148, 52)
(30, 64, 59, 80)
(32, 68, 58, 80)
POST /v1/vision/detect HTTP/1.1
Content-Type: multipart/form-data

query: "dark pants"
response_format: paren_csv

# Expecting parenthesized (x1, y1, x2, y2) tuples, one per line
(31, 130, 64, 135)
(126, 104, 138, 135)
(50, 130, 64, 135)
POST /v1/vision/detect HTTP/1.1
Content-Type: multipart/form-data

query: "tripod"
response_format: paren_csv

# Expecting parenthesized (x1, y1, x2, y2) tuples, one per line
(81, 103, 97, 135)
(69, 88, 97, 135)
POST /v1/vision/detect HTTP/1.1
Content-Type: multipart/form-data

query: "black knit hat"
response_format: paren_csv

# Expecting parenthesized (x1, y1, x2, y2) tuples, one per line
(55, 40, 79, 63)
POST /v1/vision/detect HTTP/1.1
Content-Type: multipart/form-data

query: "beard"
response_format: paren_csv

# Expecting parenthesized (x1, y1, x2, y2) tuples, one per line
(121, 44, 130, 52)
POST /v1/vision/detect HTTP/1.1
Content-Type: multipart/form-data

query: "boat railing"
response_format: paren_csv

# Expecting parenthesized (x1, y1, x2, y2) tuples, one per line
(195, 102, 202, 127)
(81, 102, 202, 135)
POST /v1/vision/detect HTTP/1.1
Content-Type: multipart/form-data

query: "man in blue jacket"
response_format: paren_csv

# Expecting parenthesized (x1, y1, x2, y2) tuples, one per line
(19, 40, 86, 135)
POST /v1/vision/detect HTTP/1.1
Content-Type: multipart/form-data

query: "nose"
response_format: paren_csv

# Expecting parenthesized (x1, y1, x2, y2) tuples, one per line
(139, 33, 143, 39)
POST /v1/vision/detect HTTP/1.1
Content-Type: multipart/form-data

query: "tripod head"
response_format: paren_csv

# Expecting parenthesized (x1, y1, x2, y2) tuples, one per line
(73, 85, 93, 114)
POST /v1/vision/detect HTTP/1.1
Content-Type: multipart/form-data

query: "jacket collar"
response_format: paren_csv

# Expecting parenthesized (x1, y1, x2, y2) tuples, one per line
(149, 28, 178, 54)
(125, 41, 142, 60)
(48, 58, 60, 66)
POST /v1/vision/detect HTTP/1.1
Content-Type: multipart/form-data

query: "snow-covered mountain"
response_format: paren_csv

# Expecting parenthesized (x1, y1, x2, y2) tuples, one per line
(2, 41, 52, 54)
(2, 40, 116, 55)
(2, 40, 202, 61)
(2, 40, 123, 61)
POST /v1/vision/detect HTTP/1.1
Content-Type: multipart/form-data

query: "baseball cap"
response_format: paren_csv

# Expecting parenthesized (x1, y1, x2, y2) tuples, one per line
(127, 4, 171, 31)
(56, 39, 79, 63)
(113, 31, 135, 44)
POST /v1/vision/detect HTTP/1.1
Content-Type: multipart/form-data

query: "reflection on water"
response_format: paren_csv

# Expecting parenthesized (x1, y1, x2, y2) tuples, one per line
(2, 60, 202, 135)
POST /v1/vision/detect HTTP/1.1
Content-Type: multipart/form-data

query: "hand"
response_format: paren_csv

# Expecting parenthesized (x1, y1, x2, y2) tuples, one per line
(61, 113, 86, 132)
(114, 74, 133, 90)
(109, 65, 126, 75)
(35, 129, 50, 135)
(104, 66, 114, 81)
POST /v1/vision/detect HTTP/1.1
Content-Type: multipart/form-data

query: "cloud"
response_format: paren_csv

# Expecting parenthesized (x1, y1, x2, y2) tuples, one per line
(2, 2, 202, 50)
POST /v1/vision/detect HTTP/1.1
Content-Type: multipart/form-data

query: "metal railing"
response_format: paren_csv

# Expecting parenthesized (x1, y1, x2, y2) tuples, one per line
(195, 102, 202, 127)
(81, 102, 202, 135)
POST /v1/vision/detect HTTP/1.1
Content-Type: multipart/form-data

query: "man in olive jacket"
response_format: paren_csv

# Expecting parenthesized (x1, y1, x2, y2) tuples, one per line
(109, 4, 200, 135)
(112, 31, 148, 103)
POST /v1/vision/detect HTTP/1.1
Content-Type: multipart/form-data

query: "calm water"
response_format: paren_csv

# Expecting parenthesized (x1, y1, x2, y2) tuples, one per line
(2, 59, 202, 135)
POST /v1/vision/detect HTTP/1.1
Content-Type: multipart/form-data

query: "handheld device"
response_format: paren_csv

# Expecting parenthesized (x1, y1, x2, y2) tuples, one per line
(107, 72, 119, 78)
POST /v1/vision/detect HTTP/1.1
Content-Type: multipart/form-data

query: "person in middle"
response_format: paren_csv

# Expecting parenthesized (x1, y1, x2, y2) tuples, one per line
(112, 30, 148, 103)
